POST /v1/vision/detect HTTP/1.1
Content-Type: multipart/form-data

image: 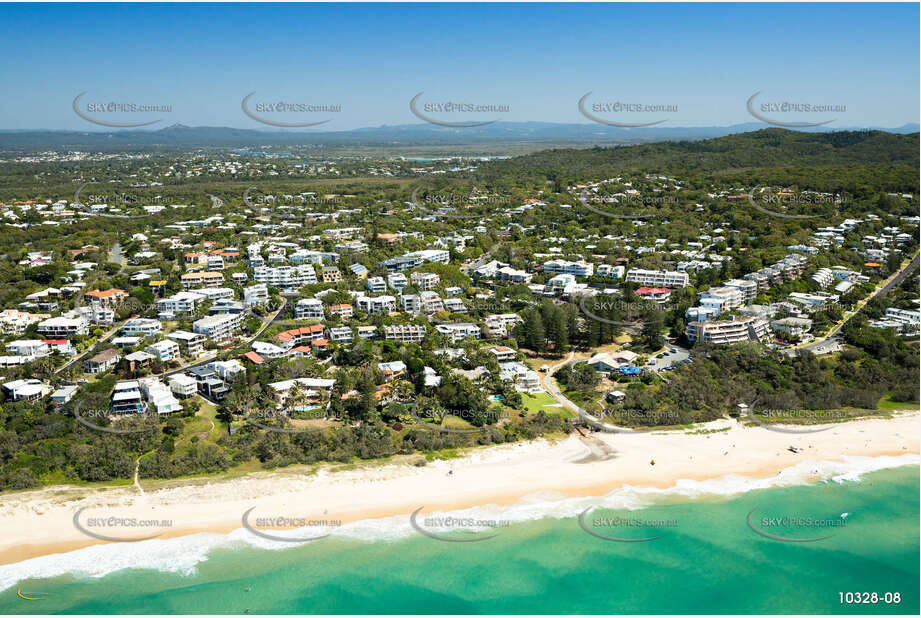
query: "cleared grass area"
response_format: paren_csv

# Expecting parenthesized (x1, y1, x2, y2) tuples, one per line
(197, 399, 228, 440)
(520, 391, 559, 413)
(877, 394, 920, 411)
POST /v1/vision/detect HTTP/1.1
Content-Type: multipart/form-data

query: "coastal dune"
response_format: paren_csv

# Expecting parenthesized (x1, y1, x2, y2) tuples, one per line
(1, 413, 918, 571)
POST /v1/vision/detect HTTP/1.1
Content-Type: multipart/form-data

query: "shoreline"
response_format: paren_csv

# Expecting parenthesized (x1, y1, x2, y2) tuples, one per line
(1, 413, 918, 569)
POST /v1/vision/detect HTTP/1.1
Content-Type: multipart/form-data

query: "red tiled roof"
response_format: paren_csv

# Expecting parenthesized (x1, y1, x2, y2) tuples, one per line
(241, 351, 265, 364)
(85, 288, 126, 298)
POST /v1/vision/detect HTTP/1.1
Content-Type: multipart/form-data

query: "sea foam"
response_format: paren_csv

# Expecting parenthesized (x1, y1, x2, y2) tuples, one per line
(1, 453, 917, 592)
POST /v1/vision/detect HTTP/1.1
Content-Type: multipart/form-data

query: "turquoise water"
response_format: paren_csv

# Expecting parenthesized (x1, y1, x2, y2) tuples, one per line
(1, 466, 917, 614)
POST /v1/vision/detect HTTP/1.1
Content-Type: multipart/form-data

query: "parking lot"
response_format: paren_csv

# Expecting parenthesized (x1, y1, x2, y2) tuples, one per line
(646, 344, 691, 371)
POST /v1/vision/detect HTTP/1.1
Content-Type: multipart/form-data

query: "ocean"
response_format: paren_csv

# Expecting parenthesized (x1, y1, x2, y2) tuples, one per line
(1, 456, 918, 615)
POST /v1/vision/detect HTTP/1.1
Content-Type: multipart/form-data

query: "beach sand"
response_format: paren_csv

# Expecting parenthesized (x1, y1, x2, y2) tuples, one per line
(1, 413, 917, 566)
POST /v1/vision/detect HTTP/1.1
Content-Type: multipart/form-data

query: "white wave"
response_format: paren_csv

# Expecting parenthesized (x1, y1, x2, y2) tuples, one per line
(1, 453, 916, 591)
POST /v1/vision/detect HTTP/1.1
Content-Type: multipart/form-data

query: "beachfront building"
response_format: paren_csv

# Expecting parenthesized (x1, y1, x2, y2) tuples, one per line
(686, 315, 770, 345)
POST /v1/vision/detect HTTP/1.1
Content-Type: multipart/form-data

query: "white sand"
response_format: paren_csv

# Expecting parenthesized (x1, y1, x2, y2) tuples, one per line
(1, 413, 917, 565)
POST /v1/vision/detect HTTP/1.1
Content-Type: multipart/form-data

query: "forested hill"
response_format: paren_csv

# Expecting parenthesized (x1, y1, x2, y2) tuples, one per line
(475, 129, 920, 184)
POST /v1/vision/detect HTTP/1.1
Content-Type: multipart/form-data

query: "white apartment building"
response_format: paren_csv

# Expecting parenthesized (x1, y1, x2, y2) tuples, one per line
(243, 284, 269, 307)
(625, 269, 689, 288)
(146, 339, 180, 363)
(387, 273, 408, 291)
(596, 264, 625, 280)
(411, 271, 440, 291)
(367, 276, 387, 293)
(770, 317, 814, 338)
(811, 268, 836, 288)
(356, 295, 396, 314)
(295, 298, 325, 320)
(419, 291, 444, 313)
(699, 286, 744, 311)
(401, 294, 421, 313)
(384, 324, 427, 343)
(253, 265, 317, 290)
(121, 318, 162, 337)
(328, 326, 353, 343)
(543, 259, 594, 278)
(5, 340, 49, 358)
(686, 315, 770, 345)
(167, 330, 206, 357)
(434, 323, 482, 344)
(169, 373, 198, 398)
(724, 279, 758, 304)
(495, 266, 533, 283)
(157, 291, 205, 316)
(139, 378, 182, 415)
(208, 359, 246, 381)
(37, 316, 88, 337)
(547, 273, 576, 290)
(193, 313, 241, 341)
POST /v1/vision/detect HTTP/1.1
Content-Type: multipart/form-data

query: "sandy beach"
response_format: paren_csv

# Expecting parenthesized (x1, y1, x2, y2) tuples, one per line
(1, 413, 918, 566)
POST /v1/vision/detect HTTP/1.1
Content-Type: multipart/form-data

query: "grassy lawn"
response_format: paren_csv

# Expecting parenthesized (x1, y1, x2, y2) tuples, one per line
(520, 391, 574, 417)
(197, 398, 227, 441)
(877, 394, 920, 411)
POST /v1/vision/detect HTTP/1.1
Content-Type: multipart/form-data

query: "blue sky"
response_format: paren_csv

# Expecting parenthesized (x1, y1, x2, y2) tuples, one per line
(1, 2, 917, 130)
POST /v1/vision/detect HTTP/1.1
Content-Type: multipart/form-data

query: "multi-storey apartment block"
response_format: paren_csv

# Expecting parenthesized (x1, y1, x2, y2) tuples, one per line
(625, 269, 689, 288)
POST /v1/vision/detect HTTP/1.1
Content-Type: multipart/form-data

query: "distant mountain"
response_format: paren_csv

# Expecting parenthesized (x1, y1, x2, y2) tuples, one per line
(0, 121, 917, 152)
(474, 128, 921, 182)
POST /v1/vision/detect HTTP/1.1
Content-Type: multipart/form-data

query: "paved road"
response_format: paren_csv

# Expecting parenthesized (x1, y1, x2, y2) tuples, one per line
(787, 251, 920, 356)
(538, 351, 625, 433)
(53, 321, 126, 375)
(158, 296, 287, 378)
